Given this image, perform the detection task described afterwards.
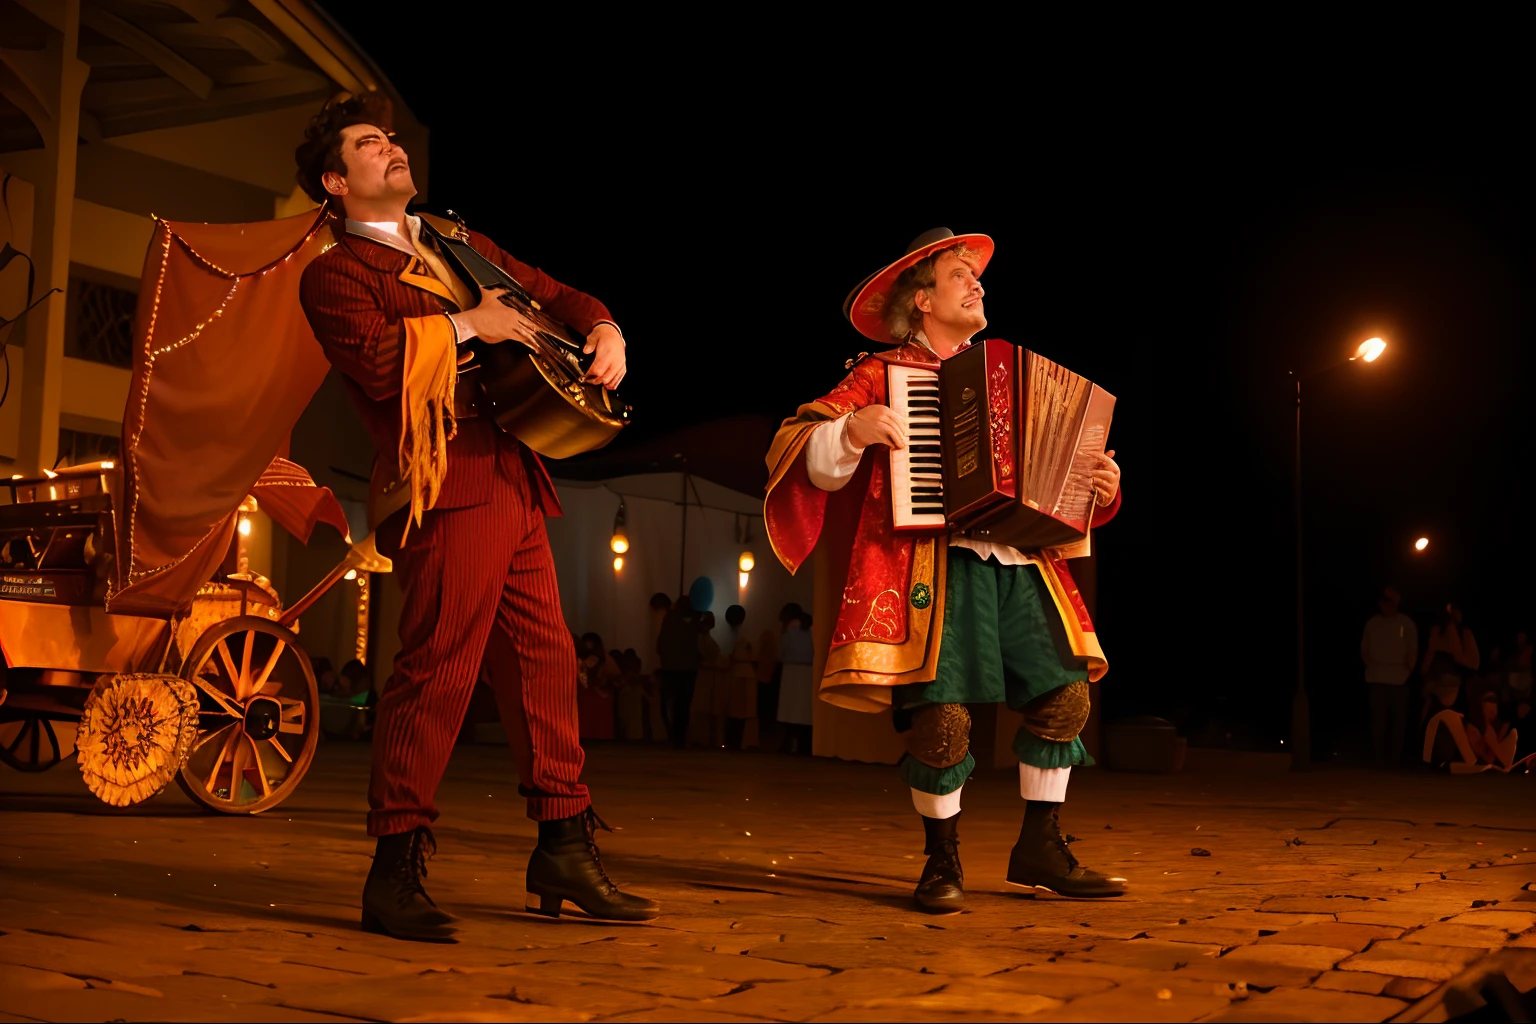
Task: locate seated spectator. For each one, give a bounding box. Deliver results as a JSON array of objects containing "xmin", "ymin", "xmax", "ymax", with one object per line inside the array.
[
  {"xmin": 1424, "ymin": 684, "xmax": 1532, "ymax": 773},
  {"xmin": 313, "ymin": 657, "xmax": 342, "ymax": 698}
]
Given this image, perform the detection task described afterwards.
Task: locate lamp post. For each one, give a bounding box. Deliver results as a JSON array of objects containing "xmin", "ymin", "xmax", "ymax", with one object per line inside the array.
[{"xmin": 1291, "ymin": 336, "xmax": 1386, "ymax": 771}]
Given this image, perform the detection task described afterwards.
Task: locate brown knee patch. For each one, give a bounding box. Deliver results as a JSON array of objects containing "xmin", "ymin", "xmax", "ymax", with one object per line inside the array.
[
  {"xmin": 905, "ymin": 703, "xmax": 971, "ymax": 768},
  {"xmin": 1021, "ymin": 680, "xmax": 1091, "ymax": 743}
]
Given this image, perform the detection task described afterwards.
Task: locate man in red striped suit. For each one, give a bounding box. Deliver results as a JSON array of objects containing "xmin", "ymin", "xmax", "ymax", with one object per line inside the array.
[{"xmin": 295, "ymin": 94, "xmax": 658, "ymax": 941}]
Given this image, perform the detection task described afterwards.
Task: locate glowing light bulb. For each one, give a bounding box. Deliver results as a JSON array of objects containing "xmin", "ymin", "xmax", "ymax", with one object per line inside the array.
[
  {"xmin": 738, "ymin": 571, "xmax": 750, "ymax": 589},
  {"xmin": 1356, "ymin": 337, "xmax": 1386, "ymax": 362},
  {"xmin": 344, "ymin": 568, "xmax": 358, "ymax": 580},
  {"xmin": 237, "ymin": 517, "xmax": 252, "ymax": 536},
  {"xmin": 613, "ymin": 555, "xmax": 624, "ymax": 572},
  {"xmin": 1414, "ymin": 537, "xmax": 1429, "ymax": 552},
  {"xmin": 738, "ymin": 551, "xmax": 755, "ymax": 573},
  {"xmin": 611, "ymin": 533, "xmax": 629, "ymax": 554}
]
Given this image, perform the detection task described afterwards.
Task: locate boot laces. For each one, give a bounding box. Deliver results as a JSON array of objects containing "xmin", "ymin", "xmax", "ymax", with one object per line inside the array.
[
  {"xmin": 391, "ymin": 827, "xmax": 437, "ymax": 904},
  {"xmin": 581, "ymin": 808, "xmax": 618, "ymax": 892},
  {"xmin": 1043, "ymin": 809, "xmax": 1079, "ymax": 870}
]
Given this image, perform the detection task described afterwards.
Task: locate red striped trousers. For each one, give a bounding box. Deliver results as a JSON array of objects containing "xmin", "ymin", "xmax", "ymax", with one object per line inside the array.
[{"xmin": 369, "ymin": 455, "xmax": 588, "ymax": 835}]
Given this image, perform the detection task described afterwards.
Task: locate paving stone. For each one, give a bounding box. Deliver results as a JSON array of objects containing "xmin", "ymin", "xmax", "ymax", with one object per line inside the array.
[
  {"xmin": 1025, "ymin": 974, "xmax": 1233, "ymax": 1022},
  {"xmin": 1446, "ymin": 910, "xmax": 1536, "ymax": 931},
  {"xmin": 1068, "ymin": 938, "xmax": 1223, "ymax": 971},
  {"xmin": 1221, "ymin": 943, "xmax": 1353, "ymax": 972},
  {"xmin": 1256, "ymin": 922, "xmax": 1402, "ymax": 950},
  {"xmin": 1338, "ymin": 910, "xmax": 1456, "ymax": 928},
  {"xmin": 1401, "ymin": 923, "xmax": 1509, "ymax": 949},
  {"xmin": 1199, "ymin": 986, "xmax": 1405, "ymax": 1022},
  {"xmin": 1173, "ymin": 958, "xmax": 1322, "ymax": 989},
  {"xmin": 1313, "ymin": 970, "xmax": 1391, "ymax": 994},
  {"xmin": 1382, "ymin": 977, "xmax": 1440, "ymax": 999},
  {"xmin": 1339, "ymin": 940, "xmax": 1487, "ymax": 981}
]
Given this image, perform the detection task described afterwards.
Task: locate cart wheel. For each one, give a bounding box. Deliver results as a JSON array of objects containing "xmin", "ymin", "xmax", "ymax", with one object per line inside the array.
[
  {"xmin": 176, "ymin": 616, "xmax": 318, "ymax": 814},
  {"xmin": 0, "ymin": 711, "xmax": 74, "ymax": 773}
]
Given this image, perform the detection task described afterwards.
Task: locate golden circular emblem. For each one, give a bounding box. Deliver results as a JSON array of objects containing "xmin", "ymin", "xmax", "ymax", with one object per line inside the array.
[{"xmin": 77, "ymin": 673, "xmax": 200, "ymax": 807}]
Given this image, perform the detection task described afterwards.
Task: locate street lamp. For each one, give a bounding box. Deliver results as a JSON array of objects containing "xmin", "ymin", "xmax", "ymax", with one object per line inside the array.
[
  {"xmin": 1290, "ymin": 335, "xmax": 1388, "ymax": 771},
  {"xmin": 1414, "ymin": 536, "xmax": 1429, "ymax": 553}
]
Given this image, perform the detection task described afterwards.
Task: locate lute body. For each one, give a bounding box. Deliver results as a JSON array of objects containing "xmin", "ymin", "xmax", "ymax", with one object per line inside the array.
[{"xmin": 420, "ymin": 216, "xmax": 629, "ymax": 460}]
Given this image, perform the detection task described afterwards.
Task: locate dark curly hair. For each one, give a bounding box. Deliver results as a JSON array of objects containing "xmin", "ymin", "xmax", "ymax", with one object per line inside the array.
[{"xmin": 293, "ymin": 92, "xmax": 395, "ymax": 206}]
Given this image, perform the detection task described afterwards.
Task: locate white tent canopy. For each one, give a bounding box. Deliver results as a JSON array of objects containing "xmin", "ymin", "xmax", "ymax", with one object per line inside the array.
[{"xmin": 546, "ymin": 472, "xmax": 812, "ymax": 665}]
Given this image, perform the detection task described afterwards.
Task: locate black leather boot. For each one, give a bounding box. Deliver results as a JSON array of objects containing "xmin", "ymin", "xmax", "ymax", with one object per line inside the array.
[
  {"xmin": 361, "ymin": 827, "xmax": 457, "ymax": 942},
  {"xmin": 1007, "ymin": 800, "xmax": 1126, "ymax": 898},
  {"xmin": 525, "ymin": 809, "xmax": 660, "ymax": 921},
  {"xmin": 913, "ymin": 812, "xmax": 964, "ymax": 913}
]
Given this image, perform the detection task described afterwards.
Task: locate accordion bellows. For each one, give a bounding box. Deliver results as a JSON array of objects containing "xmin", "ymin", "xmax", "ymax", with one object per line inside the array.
[{"xmin": 887, "ymin": 340, "xmax": 1115, "ymax": 550}]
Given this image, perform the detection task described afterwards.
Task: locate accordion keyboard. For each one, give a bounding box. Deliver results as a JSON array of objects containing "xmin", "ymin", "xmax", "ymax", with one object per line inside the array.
[{"xmin": 887, "ymin": 364, "xmax": 947, "ymax": 530}]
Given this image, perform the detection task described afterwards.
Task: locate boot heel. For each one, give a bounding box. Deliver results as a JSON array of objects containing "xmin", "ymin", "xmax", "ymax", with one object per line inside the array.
[
  {"xmin": 361, "ymin": 910, "xmax": 386, "ymax": 934},
  {"xmin": 525, "ymin": 888, "xmax": 563, "ymax": 917}
]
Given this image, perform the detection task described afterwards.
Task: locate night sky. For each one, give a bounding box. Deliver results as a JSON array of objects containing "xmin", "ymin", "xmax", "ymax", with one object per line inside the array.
[{"xmin": 316, "ymin": 17, "xmax": 1533, "ymax": 758}]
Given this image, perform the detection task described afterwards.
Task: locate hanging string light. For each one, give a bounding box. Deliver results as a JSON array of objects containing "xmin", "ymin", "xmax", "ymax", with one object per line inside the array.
[
  {"xmin": 737, "ymin": 515, "xmax": 755, "ymax": 590},
  {"xmin": 355, "ymin": 572, "xmax": 371, "ymax": 665},
  {"xmin": 610, "ymin": 499, "xmax": 629, "ymax": 554}
]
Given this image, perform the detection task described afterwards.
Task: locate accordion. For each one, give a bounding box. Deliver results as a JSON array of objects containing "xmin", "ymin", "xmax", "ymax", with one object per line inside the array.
[{"xmin": 886, "ymin": 339, "xmax": 1115, "ymax": 550}]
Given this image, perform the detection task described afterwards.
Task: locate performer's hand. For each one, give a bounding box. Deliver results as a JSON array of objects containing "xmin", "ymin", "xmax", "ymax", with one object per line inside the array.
[
  {"xmin": 1090, "ymin": 449, "xmax": 1120, "ymax": 505},
  {"xmin": 847, "ymin": 405, "xmax": 907, "ymax": 450},
  {"xmin": 584, "ymin": 322, "xmax": 626, "ymax": 390},
  {"xmin": 463, "ymin": 285, "xmax": 540, "ymax": 349}
]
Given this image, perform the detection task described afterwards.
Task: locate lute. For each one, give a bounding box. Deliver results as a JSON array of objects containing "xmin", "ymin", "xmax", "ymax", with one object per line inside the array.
[{"xmin": 418, "ymin": 214, "xmax": 629, "ymax": 460}]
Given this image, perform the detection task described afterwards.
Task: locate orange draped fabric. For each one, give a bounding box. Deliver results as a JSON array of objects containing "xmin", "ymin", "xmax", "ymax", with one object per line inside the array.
[{"xmin": 108, "ymin": 210, "xmax": 342, "ymax": 617}]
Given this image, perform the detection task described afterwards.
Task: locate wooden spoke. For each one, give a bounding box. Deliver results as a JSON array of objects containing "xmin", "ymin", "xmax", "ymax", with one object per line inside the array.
[
  {"xmin": 245, "ymin": 736, "xmax": 271, "ymax": 798},
  {"xmin": 265, "ymin": 735, "xmax": 294, "ymax": 763},
  {"xmin": 277, "ymin": 697, "xmax": 305, "ymax": 734},
  {"xmin": 188, "ymin": 673, "xmax": 243, "ymax": 718},
  {"xmin": 206, "ymin": 727, "xmax": 240, "ymax": 791},
  {"xmin": 228, "ymin": 734, "xmax": 249, "ymax": 800},
  {"xmin": 192, "ymin": 722, "xmax": 237, "ymax": 755},
  {"xmin": 237, "ymin": 630, "xmax": 256, "ymax": 700},
  {"xmin": 215, "ymin": 639, "xmax": 241, "ymax": 694},
  {"xmin": 250, "ymin": 639, "xmax": 286, "ymax": 696}
]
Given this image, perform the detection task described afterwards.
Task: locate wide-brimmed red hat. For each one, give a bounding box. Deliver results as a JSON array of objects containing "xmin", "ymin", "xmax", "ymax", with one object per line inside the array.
[{"xmin": 842, "ymin": 228, "xmax": 994, "ymax": 344}]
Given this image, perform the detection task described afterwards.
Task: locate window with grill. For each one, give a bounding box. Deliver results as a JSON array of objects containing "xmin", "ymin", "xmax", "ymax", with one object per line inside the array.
[
  {"xmin": 65, "ymin": 276, "xmax": 137, "ymax": 369},
  {"xmin": 56, "ymin": 427, "xmax": 120, "ymax": 469}
]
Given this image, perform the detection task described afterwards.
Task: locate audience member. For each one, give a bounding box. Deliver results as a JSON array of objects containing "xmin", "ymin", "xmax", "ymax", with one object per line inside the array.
[
  {"xmin": 1421, "ymin": 603, "xmax": 1479, "ymax": 725},
  {"xmin": 576, "ymin": 633, "xmax": 618, "ymax": 741},
  {"xmin": 690, "ymin": 612, "xmax": 724, "ymax": 746},
  {"xmin": 777, "ymin": 604, "xmax": 815, "ymax": 755},
  {"xmin": 1360, "ymin": 585, "xmax": 1417, "ymax": 768},
  {"xmin": 647, "ymin": 593, "xmax": 672, "ymax": 675},
  {"xmin": 722, "ymin": 605, "xmax": 759, "ymax": 750},
  {"xmin": 614, "ymin": 650, "xmax": 648, "ymax": 741},
  {"xmin": 1424, "ymin": 681, "xmax": 1531, "ymax": 774},
  {"xmin": 656, "ymin": 595, "xmax": 701, "ymax": 748},
  {"xmin": 756, "ymin": 609, "xmax": 783, "ymax": 748}
]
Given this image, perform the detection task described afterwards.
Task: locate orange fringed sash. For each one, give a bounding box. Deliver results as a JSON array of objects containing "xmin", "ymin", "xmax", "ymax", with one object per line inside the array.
[{"xmin": 397, "ymin": 314, "xmax": 458, "ymax": 542}]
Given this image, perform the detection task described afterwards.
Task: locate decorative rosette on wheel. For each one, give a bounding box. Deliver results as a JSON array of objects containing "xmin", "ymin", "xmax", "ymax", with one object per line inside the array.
[{"xmin": 76, "ymin": 673, "xmax": 200, "ymax": 807}]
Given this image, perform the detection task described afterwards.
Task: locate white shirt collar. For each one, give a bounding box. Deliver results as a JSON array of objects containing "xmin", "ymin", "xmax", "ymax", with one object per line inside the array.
[
  {"xmin": 912, "ymin": 330, "xmax": 972, "ymax": 357},
  {"xmin": 345, "ymin": 214, "xmax": 422, "ymax": 256}
]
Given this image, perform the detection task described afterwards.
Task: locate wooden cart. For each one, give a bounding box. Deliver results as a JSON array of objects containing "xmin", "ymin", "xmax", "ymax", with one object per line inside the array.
[{"xmin": 0, "ymin": 461, "xmax": 385, "ymax": 813}]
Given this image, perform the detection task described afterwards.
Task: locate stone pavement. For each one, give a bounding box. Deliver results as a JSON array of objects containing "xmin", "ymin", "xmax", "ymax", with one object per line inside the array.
[{"xmin": 4, "ymin": 741, "xmax": 1536, "ymax": 1022}]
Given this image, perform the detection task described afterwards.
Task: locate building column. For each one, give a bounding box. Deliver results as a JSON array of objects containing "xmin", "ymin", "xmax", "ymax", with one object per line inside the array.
[{"xmin": 11, "ymin": 0, "xmax": 86, "ymax": 476}]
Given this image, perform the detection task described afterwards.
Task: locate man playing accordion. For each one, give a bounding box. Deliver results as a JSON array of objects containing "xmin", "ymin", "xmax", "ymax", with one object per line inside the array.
[{"xmin": 764, "ymin": 229, "xmax": 1125, "ymax": 912}]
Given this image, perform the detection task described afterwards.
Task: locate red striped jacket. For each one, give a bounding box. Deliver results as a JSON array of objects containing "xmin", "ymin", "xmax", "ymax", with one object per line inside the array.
[{"xmin": 299, "ymin": 220, "xmax": 615, "ymax": 518}]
